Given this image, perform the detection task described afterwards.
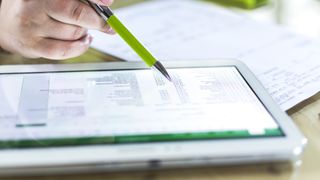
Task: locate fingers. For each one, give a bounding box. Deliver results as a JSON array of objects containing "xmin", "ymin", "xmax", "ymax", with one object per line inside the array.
[
  {"xmin": 44, "ymin": 0, "xmax": 113, "ymax": 33},
  {"xmin": 33, "ymin": 34, "xmax": 93, "ymax": 60},
  {"xmin": 89, "ymin": 0, "xmax": 114, "ymax": 6},
  {"xmin": 41, "ymin": 19, "xmax": 88, "ymax": 41}
]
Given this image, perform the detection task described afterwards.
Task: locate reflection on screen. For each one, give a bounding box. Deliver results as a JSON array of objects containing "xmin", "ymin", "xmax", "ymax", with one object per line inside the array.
[{"xmin": 0, "ymin": 67, "xmax": 283, "ymax": 148}]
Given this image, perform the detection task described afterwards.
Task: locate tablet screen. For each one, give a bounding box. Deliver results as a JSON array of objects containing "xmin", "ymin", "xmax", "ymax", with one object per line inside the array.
[{"xmin": 0, "ymin": 66, "xmax": 283, "ymax": 148}]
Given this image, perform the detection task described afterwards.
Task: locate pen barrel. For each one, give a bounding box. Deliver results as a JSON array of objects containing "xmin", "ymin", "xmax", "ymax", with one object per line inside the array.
[{"xmin": 107, "ymin": 15, "xmax": 157, "ymax": 67}]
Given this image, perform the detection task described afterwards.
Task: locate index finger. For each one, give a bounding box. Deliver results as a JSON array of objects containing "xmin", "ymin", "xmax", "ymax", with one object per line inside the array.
[{"xmin": 44, "ymin": 0, "xmax": 113, "ymax": 32}]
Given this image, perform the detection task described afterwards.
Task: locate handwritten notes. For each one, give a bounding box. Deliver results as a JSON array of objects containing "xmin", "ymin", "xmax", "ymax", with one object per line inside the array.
[{"xmin": 90, "ymin": 0, "xmax": 320, "ymax": 111}]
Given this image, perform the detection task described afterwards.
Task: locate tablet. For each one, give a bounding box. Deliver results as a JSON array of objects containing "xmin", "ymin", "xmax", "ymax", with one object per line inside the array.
[{"xmin": 0, "ymin": 60, "xmax": 306, "ymax": 175}]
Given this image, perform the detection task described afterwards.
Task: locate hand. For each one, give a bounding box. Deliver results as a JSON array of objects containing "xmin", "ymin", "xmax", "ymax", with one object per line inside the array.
[{"xmin": 0, "ymin": 0, "xmax": 114, "ymax": 59}]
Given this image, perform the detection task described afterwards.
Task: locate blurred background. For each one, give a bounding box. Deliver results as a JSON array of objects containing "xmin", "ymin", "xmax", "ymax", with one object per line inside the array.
[
  {"xmin": 215, "ymin": 0, "xmax": 320, "ymax": 39},
  {"xmin": 113, "ymin": 0, "xmax": 320, "ymax": 39}
]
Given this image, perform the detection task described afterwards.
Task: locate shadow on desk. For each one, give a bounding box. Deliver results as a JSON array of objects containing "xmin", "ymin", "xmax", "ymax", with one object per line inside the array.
[
  {"xmin": 0, "ymin": 48, "xmax": 120, "ymax": 65},
  {"xmin": 0, "ymin": 163, "xmax": 293, "ymax": 180}
]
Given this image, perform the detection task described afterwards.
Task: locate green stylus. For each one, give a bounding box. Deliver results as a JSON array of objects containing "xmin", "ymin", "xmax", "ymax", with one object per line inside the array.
[{"xmin": 87, "ymin": 1, "xmax": 172, "ymax": 81}]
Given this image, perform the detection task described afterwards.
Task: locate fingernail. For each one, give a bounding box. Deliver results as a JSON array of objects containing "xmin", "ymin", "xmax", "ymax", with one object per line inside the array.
[
  {"xmin": 107, "ymin": 28, "xmax": 116, "ymax": 35},
  {"xmin": 89, "ymin": 35, "xmax": 94, "ymax": 44},
  {"xmin": 83, "ymin": 35, "xmax": 92, "ymax": 45},
  {"xmin": 100, "ymin": 0, "xmax": 113, "ymax": 5}
]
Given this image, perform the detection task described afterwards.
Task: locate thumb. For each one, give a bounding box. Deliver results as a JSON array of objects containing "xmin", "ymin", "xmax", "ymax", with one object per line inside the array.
[{"xmin": 89, "ymin": 0, "xmax": 114, "ymax": 6}]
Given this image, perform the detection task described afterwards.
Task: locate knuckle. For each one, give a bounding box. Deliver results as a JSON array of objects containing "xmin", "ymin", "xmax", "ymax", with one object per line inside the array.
[
  {"xmin": 59, "ymin": 43, "xmax": 87, "ymax": 59},
  {"xmin": 35, "ymin": 41, "xmax": 57, "ymax": 58},
  {"xmin": 71, "ymin": 3, "xmax": 87, "ymax": 23},
  {"xmin": 60, "ymin": 45, "xmax": 72, "ymax": 58},
  {"xmin": 46, "ymin": 0, "xmax": 69, "ymax": 16},
  {"xmin": 16, "ymin": 7, "xmax": 38, "ymax": 31},
  {"xmin": 45, "ymin": 44, "xmax": 71, "ymax": 59},
  {"xmin": 43, "ymin": 47, "xmax": 58, "ymax": 59},
  {"xmin": 45, "ymin": 47, "xmax": 66, "ymax": 59},
  {"xmin": 16, "ymin": 15, "xmax": 31, "ymax": 30}
]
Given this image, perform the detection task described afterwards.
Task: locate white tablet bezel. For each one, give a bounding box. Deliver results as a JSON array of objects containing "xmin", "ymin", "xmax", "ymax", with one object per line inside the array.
[{"xmin": 0, "ymin": 60, "xmax": 306, "ymax": 175}]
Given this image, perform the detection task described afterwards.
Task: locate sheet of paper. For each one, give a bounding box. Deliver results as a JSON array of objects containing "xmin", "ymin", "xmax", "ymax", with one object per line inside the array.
[{"xmin": 90, "ymin": 0, "xmax": 320, "ymax": 111}]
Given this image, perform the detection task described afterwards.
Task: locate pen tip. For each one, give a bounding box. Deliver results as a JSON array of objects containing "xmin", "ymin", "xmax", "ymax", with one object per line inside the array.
[
  {"xmin": 166, "ymin": 74, "xmax": 173, "ymax": 82},
  {"xmin": 153, "ymin": 61, "xmax": 172, "ymax": 82}
]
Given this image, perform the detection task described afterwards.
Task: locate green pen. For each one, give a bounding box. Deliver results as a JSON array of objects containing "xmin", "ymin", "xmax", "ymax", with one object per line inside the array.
[{"xmin": 87, "ymin": 1, "xmax": 172, "ymax": 81}]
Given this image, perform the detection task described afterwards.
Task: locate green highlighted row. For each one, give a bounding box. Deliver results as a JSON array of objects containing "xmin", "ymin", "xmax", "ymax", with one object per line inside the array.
[{"xmin": 0, "ymin": 128, "xmax": 283, "ymax": 149}]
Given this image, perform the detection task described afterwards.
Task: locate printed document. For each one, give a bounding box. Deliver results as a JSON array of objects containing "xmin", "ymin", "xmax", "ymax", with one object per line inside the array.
[{"xmin": 90, "ymin": 0, "xmax": 320, "ymax": 111}]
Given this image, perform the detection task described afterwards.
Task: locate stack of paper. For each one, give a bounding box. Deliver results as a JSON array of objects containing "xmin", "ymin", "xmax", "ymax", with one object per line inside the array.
[{"xmin": 90, "ymin": 0, "xmax": 320, "ymax": 111}]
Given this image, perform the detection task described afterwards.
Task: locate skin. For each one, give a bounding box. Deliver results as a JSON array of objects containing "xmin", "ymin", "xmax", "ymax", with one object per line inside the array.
[{"xmin": 0, "ymin": 0, "xmax": 115, "ymax": 59}]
